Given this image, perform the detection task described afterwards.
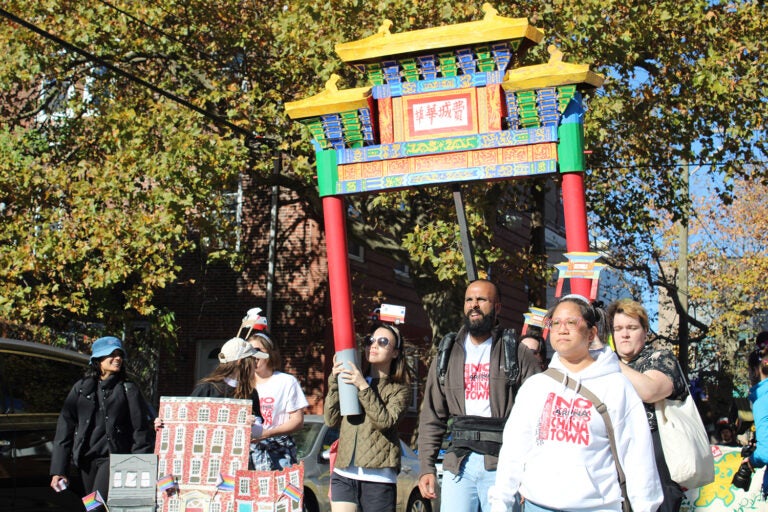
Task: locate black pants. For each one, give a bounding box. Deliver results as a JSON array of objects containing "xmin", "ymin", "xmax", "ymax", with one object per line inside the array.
[
  {"xmin": 79, "ymin": 456, "xmax": 111, "ymax": 502},
  {"xmin": 652, "ymin": 428, "xmax": 684, "ymax": 512},
  {"xmin": 330, "ymin": 472, "xmax": 396, "ymax": 512}
]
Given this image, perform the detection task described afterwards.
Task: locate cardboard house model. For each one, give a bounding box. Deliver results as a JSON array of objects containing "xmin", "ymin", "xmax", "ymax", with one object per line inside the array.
[
  {"xmin": 108, "ymin": 454, "xmax": 158, "ymax": 512},
  {"xmin": 154, "ymin": 396, "xmax": 304, "ymax": 512}
]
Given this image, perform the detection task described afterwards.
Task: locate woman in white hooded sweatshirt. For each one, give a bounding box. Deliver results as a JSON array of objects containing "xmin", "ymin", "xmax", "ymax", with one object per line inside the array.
[{"xmin": 488, "ymin": 295, "xmax": 662, "ymax": 512}]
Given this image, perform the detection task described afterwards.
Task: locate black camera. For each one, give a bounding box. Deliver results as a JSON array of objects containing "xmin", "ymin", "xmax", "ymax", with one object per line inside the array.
[{"xmin": 732, "ymin": 444, "xmax": 756, "ymax": 491}]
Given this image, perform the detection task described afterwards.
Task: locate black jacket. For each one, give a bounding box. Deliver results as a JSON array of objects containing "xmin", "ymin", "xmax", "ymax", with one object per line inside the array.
[{"xmin": 50, "ymin": 375, "xmax": 155, "ymax": 476}]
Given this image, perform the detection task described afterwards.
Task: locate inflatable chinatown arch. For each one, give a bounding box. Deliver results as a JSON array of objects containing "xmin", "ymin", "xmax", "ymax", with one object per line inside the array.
[{"xmin": 286, "ymin": 3, "xmax": 603, "ymax": 414}]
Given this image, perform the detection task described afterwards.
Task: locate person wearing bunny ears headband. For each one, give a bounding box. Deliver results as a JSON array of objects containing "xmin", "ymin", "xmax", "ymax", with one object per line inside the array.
[{"xmin": 244, "ymin": 310, "xmax": 309, "ymax": 472}]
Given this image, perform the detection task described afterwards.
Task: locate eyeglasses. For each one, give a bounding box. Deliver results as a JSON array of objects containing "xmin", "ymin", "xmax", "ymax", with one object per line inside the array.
[
  {"xmin": 544, "ymin": 317, "xmax": 584, "ymax": 330},
  {"xmin": 365, "ymin": 336, "xmax": 394, "ymax": 348}
]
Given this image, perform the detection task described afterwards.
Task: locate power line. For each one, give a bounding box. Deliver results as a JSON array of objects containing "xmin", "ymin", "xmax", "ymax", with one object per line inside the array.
[
  {"xmin": 0, "ymin": 7, "xmax": 273, "ymax": 147},
  {"xmin": 95, "ymin": 0, "xmax": 214, "ymax": 61}
]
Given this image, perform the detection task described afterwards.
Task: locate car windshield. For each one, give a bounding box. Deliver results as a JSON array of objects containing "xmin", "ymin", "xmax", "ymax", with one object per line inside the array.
[{"xmin": 294, "ymin": 421, "xmax": 324, "ymax": 459}]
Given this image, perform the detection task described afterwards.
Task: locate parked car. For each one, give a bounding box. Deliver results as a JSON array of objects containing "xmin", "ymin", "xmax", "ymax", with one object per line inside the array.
[
  {"xmin": 0, "ymin": 337, "xmax": 89, "ymax": 512},
  {"xmin": 295, "ymin": 414, "xmax": 437, "ymax": 512}
]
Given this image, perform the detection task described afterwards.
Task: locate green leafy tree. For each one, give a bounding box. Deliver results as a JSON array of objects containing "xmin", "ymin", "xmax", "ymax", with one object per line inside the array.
[{"xmin": 1, "ymin": 0, "xmax": 765, "ymax": 356}]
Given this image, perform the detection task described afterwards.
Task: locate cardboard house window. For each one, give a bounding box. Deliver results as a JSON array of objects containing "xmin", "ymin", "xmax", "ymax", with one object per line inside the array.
[
  {"xmin": 240, "ymin": 477, "xmax": 251, "ymax": 495},
  {"xmin": 208, "ymin": 458, "xmax": 221, "ymax": 484},
  {"xmin": 217, "ymin": 407, "xmax": 230, "ymax": 423},
  {"xmin": 193, "ymin": 427, "xmax": 206, "ymax": 453},
  {"xmin": 198, "ymin": 407, "xmax": 211, "ymax": 422},
  {"xmin": 174, "ymin": 426, "xmax": 185, "ymax": 452},
  {"xmin": 190, "ymin": 459, "xmax": 202, "ymax": 483},
  {"xmin": 233, "ymin": 429, "xmax": 245, "ymax": 454},
  {"xmin": 212, "ymin": 428, "xmax": 225, "ymax": 454}
]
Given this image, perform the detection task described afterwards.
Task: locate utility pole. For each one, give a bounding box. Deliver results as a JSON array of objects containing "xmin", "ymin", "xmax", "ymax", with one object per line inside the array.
[{"xmin": 677, "ymin": 163, "xmax": 689, "ymax": 376}]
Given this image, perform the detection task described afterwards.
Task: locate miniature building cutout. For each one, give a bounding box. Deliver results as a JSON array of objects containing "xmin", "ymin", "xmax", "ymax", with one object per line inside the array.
[
  {"xmin": 554, "ymin": 252, "xmax": 606, "ymax": 300},
  {"xmin": 108, "ymin": 454, "xmax": 158, "ymax": 512},
  {"xmin": 155, "ymin": 397, "xmax": 304, "ymax": 512}
]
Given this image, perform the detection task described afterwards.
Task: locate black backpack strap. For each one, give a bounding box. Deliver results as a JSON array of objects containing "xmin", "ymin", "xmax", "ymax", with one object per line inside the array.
[
  {"xmin": 436, "ymin": 332, "xmax": 457, "ymax": 386},
  {"xmin": 543, "ymin": 368, "xmax": 630, "ymax": 512},
  {"xmin": 501, "ymin": 328, "xmax": 519, "ymax": 388}
]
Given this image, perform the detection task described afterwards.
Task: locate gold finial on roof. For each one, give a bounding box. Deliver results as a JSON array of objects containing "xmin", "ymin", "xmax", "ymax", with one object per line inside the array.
[
  {"xmin": 547, "ymin": 45, "xmax": 564, "ymax": 63},
  {"xmin": 482, "ymin": 3, "xmax": 499, "ymax": 19},
  {"xmin": 325, "ymin": 74, "xmax": 341, "ymax": 93},
  {"xmin": 378, "ymin": 19, "xmax": 393, "ymax": 36}
]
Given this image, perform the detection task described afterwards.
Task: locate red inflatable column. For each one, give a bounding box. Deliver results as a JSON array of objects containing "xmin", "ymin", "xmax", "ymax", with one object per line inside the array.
[
  {"xmin": 558, "ymin": 93, "xmax": 591, "ymax": 298},
  {"xmin": 561, "ymin": 173, "xmax": 591, "ymax": 297},
  {"xmin": 321, "ymin": 194, "xmax": 362, "ymax": 415}
]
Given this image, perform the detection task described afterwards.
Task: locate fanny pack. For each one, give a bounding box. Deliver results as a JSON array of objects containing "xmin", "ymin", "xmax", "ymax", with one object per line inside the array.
[{"xmin": 450, "ymin": 415, "xmax": 506, "ymax": 456}]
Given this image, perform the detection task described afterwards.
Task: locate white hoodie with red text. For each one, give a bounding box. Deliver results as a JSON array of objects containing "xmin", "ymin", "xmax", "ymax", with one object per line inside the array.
[{"xmin": 488, "ymin": 346, "xmax": 662, "ymax": 512}]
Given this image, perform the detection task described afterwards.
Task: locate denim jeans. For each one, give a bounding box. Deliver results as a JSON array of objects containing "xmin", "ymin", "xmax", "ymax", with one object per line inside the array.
[{"xmin": 441, "ymin": 452, "xmax": 520, "ymax": 512}]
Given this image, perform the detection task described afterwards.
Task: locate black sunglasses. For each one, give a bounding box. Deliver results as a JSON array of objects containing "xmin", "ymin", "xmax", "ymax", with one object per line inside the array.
[{"xmin": 365, "ymin": 336, "xmax": 394, "ymax": 348}]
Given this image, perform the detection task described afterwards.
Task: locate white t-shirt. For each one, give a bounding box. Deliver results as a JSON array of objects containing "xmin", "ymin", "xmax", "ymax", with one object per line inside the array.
[
  {"xmin": 464, "ymin": 337, "xmax": 492, "ymax": 417},
  {"xmin": 256, "ymin": 371, "xmax": 309, "ymax": 429}
]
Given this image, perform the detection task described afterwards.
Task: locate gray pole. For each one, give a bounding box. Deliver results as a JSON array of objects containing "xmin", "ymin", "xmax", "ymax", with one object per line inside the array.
[
  {"xmin": 266, "ymin": 150, "xmax": 281, "ymax": 328},
  {"xmin": 453, "ymin": 185, "xmax": 478, "ymax": 282}
]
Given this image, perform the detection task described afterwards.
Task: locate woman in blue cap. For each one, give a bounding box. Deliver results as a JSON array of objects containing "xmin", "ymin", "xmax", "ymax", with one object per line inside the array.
[{"xmin": 50, "ymin": 336, "xmax": 155, "ymax": 501}]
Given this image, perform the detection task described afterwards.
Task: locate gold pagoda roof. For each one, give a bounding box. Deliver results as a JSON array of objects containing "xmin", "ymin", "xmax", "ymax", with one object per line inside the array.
[
  {"xmin": 502, "ymin": 46, "xmax": 605, "ymax": 92},
  {"xmin": 335, "ymin": 3, "xmax": 544, "ymax": 64},
  {"xmin": 285, "ymin": 74, "xmax": 372, "ymax": 119}
]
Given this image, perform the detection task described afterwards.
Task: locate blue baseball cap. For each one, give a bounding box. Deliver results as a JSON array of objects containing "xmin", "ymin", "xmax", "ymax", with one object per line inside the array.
[{"xmin": 91, "ymin": 336, "xmax": 125, "ymax": 362}]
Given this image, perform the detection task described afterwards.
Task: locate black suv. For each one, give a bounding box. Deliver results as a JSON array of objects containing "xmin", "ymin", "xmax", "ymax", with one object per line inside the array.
[{"xmin": 0, "ymin": 337, "xmax": 90, "ymax": 511}]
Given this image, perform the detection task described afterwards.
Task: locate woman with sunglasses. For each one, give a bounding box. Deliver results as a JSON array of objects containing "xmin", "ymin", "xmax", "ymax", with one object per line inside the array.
[
  {"xmin": 488, "ymin": 295, "xmax": 662, "ymax": 512},
  {"xmin": 325, "ymin": 324, "xmax": 411, "ymax": 512},
  {"xmin": 246, "ymin": 331, "xmax": 309, "ymax": 471}
]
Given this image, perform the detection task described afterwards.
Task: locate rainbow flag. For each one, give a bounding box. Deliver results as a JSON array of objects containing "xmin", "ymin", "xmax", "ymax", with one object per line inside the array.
[
  {"xmin": 217, "ymin": 473, "xmax": 235, "ymax": 492},
  {"xmin": 157, "ymin": 474, "xmax": 178, "ymax": 493},
  {"xmin": 81, "ymin": 490, "xmax": 104, "ymax": 511},
  {"xmin": 280, "ymin": 483, "xmax": 303, "ymax": 503}
]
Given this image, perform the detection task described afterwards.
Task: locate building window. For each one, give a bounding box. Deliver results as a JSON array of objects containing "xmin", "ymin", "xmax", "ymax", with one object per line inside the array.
[
  {"xmin": 141, "ymin": 471, "xmax": 151, "ymax": 488},
  {"xmin": 173, "ymin": 458, "xmax": 182, "ymax": 476},
  {"xmin": 348, "ymin": 240, "xmax": 365, "ymax": 263},
  {"xmin": 164, "ymin": 404, "xmax": 173, "ymax": 419},
  {"xmin": 169, "ymin": 498, "xmax": 179, "ymax": 512},
  {"xmin": 394, "ymin": 263, "xmax": 410, "ymax": 279},
  {"xmin": 217, "ymin": 407, "xmax": 230, "ymax": 423},
  {"xmin": 237, "ymin": 409, "xmax": 248, "ymax": 424},
  {"xmin": 198, "ymin": 407, "xmax": 211, "ymax": 423},
  {"xmin": 112, "ymin": 471, "xmax": 122, "ymax": 488},
  {"xmin": 179, "ymin": 406, "xmax": 188, "ymax": 420}
]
